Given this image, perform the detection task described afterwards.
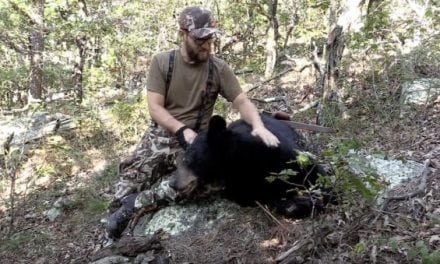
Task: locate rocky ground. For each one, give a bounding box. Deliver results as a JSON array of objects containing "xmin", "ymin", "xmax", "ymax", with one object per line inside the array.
[{"xmin": 0, "ymin": 72, "xmax": 439, "ymax": 263}]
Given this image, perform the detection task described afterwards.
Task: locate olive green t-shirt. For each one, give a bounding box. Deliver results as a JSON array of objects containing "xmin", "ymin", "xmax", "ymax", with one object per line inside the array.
[{"xmin": 146, "ymin": 49, "xmax": 242, "ymax": 130}]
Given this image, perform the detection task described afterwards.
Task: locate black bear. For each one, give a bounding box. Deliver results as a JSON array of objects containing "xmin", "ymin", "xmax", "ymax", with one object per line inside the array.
[{"xmin": 172, "ymin": 114, "xmax": 331, "ymax": 218}]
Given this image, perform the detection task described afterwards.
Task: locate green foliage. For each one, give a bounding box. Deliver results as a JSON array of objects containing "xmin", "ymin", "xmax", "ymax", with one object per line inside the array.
[
  {"xmin": 346, "ymin": 173, "xmax": 380, "ymax": 199},
  {"xmin": 76, "ymin": 108, "xmax": 106, "ymax": 135},
  {"xmin": 72, "ymin": 189, "xmax": 108, "ymax": 216},
  {"xmin": 348, "ymin": 1, "xmax": 393, "ymax": 54},
  {"xmin": 296, "ymin": 152, "xmax": 313, "ymax": 169},
  {"xmin": 363, "ymin": 3, "xmax": 392, "ymax": 42},
  {"xmin": 0, "ymin": 231, "xmax": 51, "ymax": 254},
  {"xmin": 213, "ymin": 97, "xmax": 230, "ymax": 117},
  {"xmin": 35, "ymin": 164, "xmax": 56, "ymax": 178},
  {"xmin": 294, "ymin": 1, "xmax": 327, "ymax": 38},
  {"xmin": 111, "ymin": 100, "xmax": 137, "ymax": 121},
  {"xmin": 266, "ymin": 153, "xmax": 318, "ymax": 184},
  {"xmin": 408, "ymin": 241, "xmax": 440, "ymax": 264},
  {"xmin": 85, "ymin": 66, "xmax": 113, "ymax": 89},
  {"xmin": 84, "ymin": 197, "xmax": 108, "ymax": 214},
  {"xmin": 388, "ymin": 240, "xmax": 400, "ymax": 253},
  {"xmin": 0, "ymin": 0, "xmax": 438, "ymax": 112},
  {"xmin": 385, "ymin": 41, "xmax": 440, "ymax": 83},
  {"xmin": 0, "ymin": 64, "xmax": 28, "ymax": 109},
  {"xmin": 322, "ymin": 138, "xmax": 362, "ymax": 159},
  {"xmin": 93, "ymin": 161, "xmax": 119, "ymax": 188},
  {"xmin": 353, "ymin": 241, "xmax": 366, "ymax": 255},
  {"xmin": 322, "ymin": 139, "xmax": 383, "ymax": 202},
  {"xmin": 43, "ymin": 61, "xmax": 73, "ymax": 92},
  {"xmin": 266, "ymin": 168, "xmax": 298, "ymax": 183},
  {"xmin": 109, "ymin": 95, "xmax": 150, "ymax": 142},
  {"xmin": 332, "ymin": 165, "xmax": 375, "ymax": 201},
  {"xmin": 318, "ymin": 102, "xmax": 343, "ymax": 127}
]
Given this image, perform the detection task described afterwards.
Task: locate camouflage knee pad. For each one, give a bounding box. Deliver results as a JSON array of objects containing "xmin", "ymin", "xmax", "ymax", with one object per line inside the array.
[
  {"xmin": 114, "ymin": 126, "xmax": 181, "ymax": 201},
  {"xmin": 134, "ymin": 177, "xmax": 178, "ymax": 209}
]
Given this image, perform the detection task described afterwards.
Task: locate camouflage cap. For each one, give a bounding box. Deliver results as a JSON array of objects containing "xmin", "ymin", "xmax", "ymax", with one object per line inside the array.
[{"xmin": 178, "ymin": 6, "xmax": 220, "ymax": 39}]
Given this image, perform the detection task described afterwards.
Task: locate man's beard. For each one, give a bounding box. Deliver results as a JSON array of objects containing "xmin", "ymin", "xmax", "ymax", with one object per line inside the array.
[{"xmin": 184, "ymin": 40, "xmax": 210, "ymax": 64}]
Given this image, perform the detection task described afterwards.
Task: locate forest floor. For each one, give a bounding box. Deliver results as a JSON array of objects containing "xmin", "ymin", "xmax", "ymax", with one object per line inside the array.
[{"xmin": 0, "ymin": 71, "xmax": 439, "ymax": 263}]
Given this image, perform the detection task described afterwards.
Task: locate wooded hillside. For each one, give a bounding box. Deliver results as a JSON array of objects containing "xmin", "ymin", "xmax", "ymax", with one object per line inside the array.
[{"xmin": 1, "ymin": 1, "xmax": 439, "ymax": 263}]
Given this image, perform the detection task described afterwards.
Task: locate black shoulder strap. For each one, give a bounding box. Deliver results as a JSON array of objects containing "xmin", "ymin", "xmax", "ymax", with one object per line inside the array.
[
  {"xmin": 164, "ymin": 50, "xmax": 213, "ymax": 132},
  {"xmin": 164, "ymin": 50, "xmax": 176, "ymax": 101},
  {"xmin": 151, "ymin": 50, "xmax": 175, "ymax": 128},
  {"xmin": 194, "ymin": 57, "xmax": 214, "ymax": 131}
]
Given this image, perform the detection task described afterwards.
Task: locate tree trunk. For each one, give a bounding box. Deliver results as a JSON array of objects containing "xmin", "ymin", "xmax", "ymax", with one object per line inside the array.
[
  {"xmin": 265, "ymin": 27, "xmax": 277, "ymax": 78},
  {"xmin": 317, "ymin": 0, "xmax": 365, "ymax": 124},
  {"xmin": 29, "ymin": 0, "xmax": 45, "ymax": 101},
  {"xmin": 72, "ymin": 1, "xmax": 89, "ymax": 104},
  {"xmin": 73, "ymin": 36, "xmax": 87, "ymax": 104},
  {"xmin": 323, "ymin": 26, "xmax": 344, "ymax": 102},
  {"xmin": 264, "ymin": 0, "xmax": 279, "ymax": 78}
]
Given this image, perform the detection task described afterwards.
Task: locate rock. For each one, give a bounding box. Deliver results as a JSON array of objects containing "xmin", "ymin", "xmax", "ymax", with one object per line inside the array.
[
  {"xmin": 0, "ymin": 112, "xmax": 76, "ymax": 153},
  {"xmin": 430, "ymin": 208, "xmax": 440, "ymax": 220},
  {"xmin": 346, "ymin": 150, "xmax": 426, "ymax": 203},
  {"xmin": 133, "ymin": 252, "xmax": 155, "ymax": 264},
  {"xmin": 24, "ymin": 212, "xmax": 37, "ymax": 219},
  {"xmin": 53, "ymin": 196, "xmax": 76, "ymax": 209},
  {"xmin": 401, "ymin": 78, "xmax": 440, "ymax": 105},
  {"xmin": 45, "ymin": 207, "xmax": 62, "ymax": 222},
  {"xmin": 136, "ymin": 198, "xmax": 242, "ymax": 236},
  {"xmin": 89, "ymin": 255, "xmax": 130, "ymax": 264}
]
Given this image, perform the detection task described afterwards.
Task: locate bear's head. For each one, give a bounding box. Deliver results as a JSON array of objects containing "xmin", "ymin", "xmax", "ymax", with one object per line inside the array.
[{"xmin": 170, "ymin": 115, "xmax": 232, "ymax": 195}]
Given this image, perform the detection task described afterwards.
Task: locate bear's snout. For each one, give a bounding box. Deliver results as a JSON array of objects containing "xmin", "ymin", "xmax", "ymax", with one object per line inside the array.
[{"xmin": 170, "ymin": 165, "xmax": 198, "ymax": 196}]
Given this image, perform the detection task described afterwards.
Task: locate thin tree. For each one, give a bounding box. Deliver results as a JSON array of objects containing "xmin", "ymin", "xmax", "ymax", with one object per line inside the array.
[
  {"xmin": 29, "ymin": 0, "xmax": 45, "ymax": 101},
  {"xmin": 318, "ymin": 0, "xmax": 365, "ymax": 123}
]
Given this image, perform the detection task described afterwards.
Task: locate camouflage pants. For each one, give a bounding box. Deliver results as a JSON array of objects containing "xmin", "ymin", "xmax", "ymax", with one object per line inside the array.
[{"xmin": 114, "ymin": 125, "xmax": 182, "ymax": 209}]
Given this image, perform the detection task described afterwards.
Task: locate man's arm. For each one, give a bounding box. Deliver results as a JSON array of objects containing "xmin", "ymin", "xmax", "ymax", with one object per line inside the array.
[
  {"xmin": 147, "ymin": 91, "xmax": 197, "ymax": 144},
  {"xmin": 232, "ymin": 93, "xmax": 280, "ymax": 147}
]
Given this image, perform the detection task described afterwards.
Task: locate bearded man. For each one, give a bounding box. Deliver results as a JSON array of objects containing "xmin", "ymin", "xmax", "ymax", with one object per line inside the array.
[{"xmin": 104, "ymin": 6, "xmax": 279, "ymax": 238}]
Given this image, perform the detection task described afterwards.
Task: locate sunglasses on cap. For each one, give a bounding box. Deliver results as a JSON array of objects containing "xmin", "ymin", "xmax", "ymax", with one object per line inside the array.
[
  {"xmin": 183, "ymin": 28, "xmax": 218, "ymax": 45},
  {"xmin": 189, "ymin": 34, "xmax": 215, "ymax": 46}
]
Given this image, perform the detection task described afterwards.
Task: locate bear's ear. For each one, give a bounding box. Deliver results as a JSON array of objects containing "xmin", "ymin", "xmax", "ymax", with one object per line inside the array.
[
  {"xmin": 208, "ymin": 115, "xmax": 227, "ymax": 132},
  {"xmin": 207, "ymin": 115, "xmax": 227, "ymax": 143}
]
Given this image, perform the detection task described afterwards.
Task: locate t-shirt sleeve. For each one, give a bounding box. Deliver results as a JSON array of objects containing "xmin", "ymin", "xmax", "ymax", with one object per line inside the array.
[
  {"xmin": 219, "ymin": 63, "xmax": 243, "ymax": 102},
  {"xmin": 146, "ymin": 55, "xmax": 166, "ymax": 95}
]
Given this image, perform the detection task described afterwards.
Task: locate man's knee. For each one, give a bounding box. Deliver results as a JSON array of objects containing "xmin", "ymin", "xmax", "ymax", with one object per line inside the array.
[
  {"xmin": 114, "ymin": 180, "xmax": 138, "ymax": 201},
  {"xmin": 134, "ymin": 178, "xmax": 178, "ymax": 209}
]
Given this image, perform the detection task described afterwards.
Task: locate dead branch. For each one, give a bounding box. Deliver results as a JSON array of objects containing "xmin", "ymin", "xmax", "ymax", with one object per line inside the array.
[
  {"xmin": 250, "ymin": 96, "xmax": 285, "ymax": 103},
  {"xmin": 246, "ymin": 68, "xmax": 295, "ymax": 93},
  {"xmin": 423, "ymin": 146, "xmax": 440, "ymax": 160},
  {"xmin": 276, "ymin": 237, "xmax": 312, "ymax": 263},
  {"xmin": 311, "ymin": 41, "xmax": 324, "ymax": 76},
  {"xmin": 298, "ymin": 64, "xmax": 312, "ymax": 73},
  {"xmin": 1, "ymin": 104, "xmax": 30, "ymax": 115},
  {"xmin": 292, "ymin": 100, "xmax": 320, "ymax": 115},
  {"xmin": 431, "ymin": 160, "xmax": 440, "ymax": 169},
  {"xmin": 255, "ymin": 201, "xmax": 290, "ymax": 233},
  {"xmin": 9, "ymin": 0, "xmax": 34, "ymax": 25},
  {"xmin": 2, "ymin": 114, "xmax": 35, "ymax": 236},
  {"xmin": 0, "ymin": 32, "xmax": 29, "ymax": 54},
  {"xmin": 1, "ymin": 118, "xmax": 75, "ymax": 150},
  {"xmin": 234, "ymin": 68, "xmax": 253, "ymax": 75},
  {"xmin": 127, "ymin": 204, "xmax": 158, "ymax": 235},
  {"xmin": 2, "ymin": 133, "xmax": 14, "ymax": 155},
  {"xmin": 90, "ymin": 230, "xmax": 165, "ymax": 261}
]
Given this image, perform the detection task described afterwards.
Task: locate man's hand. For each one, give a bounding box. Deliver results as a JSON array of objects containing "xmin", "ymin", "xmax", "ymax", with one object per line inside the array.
[
  {"xmin": 175, "ymin": 126, "xmax": 197, "ymax": 149},
  {"xmin": 232, "ymin": 93, "xmax": 280, "ymax": 148},
  {"xmin": 183, "ymin": 128, "xmax": 197, "ymax": 144},
  {"xmin": 251, "ymin": 126, "xmax": 280, "ymax": 148}
]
